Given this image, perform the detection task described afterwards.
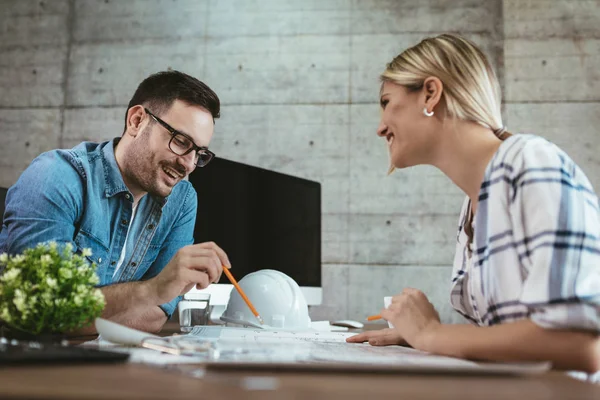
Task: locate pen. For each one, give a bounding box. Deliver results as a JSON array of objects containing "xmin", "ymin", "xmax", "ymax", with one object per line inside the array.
[
  {"xmin": 366, "ymin": 314, "xmax": 382, "ymax": 321},
  {"xmin": 222, "ymin": 266, "xmax": 264, "ymax": 325}
]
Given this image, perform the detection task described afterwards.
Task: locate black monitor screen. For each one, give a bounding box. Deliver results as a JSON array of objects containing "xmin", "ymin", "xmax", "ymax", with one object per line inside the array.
[{"xmin": 188, "ymin": 157, "xmax": 321, "ymax": 287}]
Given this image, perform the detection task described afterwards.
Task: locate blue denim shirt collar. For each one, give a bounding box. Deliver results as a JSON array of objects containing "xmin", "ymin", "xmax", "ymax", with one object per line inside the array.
[
  {"xmin": 101, "ymin": 138, "xmax": 129, "ymax": 198},
  {"xmin": 101, "ymin": 138, "xmax": 167, "ymax": 207}
]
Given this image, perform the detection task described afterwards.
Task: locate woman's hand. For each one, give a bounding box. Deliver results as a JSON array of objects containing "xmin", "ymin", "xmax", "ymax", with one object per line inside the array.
[
  {"xmin": 382, "ymin": 288, "xmax": 441, "ymax": 349},
  {"xmin": 346, "ymin": 288, "xmax": 441, "ymax": 350},
  {"xmin": 346, "ymin": 327, "xmax": 408, "ymax": 346}
]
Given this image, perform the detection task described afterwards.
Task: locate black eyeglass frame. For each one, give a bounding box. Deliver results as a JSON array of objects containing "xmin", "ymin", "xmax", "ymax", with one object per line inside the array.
[{"xmin": 144, "ymin": 107, "xmax": 215, "ymax": 168}]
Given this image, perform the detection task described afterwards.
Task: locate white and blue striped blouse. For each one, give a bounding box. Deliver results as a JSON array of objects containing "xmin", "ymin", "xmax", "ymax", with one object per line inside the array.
[{"xmin": 451, "ymin": 134, "xmax": 600, "ymax": 331}]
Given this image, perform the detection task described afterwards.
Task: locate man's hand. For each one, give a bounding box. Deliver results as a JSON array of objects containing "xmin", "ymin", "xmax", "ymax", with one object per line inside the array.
[{"xmin": 146, "ymin": 242, "xmax": 231, "ymax": 305}]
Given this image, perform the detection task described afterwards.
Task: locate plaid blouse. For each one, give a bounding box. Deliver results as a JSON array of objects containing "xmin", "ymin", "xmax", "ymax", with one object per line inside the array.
[{"xmin": 450, "ymin": 134, "xmax": 600, "ymax": 331}]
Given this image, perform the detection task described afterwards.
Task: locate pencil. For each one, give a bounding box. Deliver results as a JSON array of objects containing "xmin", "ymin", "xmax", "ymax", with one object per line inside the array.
[
  {"xmin": 367, "ymin": 314, "xmax": 382, "ymax": 321},
  {"xmin": 222, "ymin": 267, "xmax": 264, "ymax": 325}
]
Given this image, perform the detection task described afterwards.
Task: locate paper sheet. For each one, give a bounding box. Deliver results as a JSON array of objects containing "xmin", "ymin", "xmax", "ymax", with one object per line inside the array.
[
  {"xmin": 188, "ymin": 326, "xmax": 551, "ymax": 375},
  {"xmin": 81, "ymin": 337, "xmax": 209, "ymax": 365},
  {"xmin": 189, "ymin": 326, "xmax": 354, "ymax": 343}
]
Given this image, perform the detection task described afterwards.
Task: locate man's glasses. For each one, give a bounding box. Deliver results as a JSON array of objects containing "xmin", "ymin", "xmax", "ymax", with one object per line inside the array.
[{"xmin": 144, "ymin": 108, "xmax": 214, "ymax": 168}]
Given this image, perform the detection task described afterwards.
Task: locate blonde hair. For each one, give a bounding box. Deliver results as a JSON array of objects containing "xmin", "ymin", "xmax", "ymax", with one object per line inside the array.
[{"xmin": 381, "ymin": 34, "xmax": 509, "ymax": 138}]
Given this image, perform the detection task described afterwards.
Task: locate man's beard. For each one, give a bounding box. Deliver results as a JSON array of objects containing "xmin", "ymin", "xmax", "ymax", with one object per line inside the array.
[{"xmin": 124, "ymin": 127, "xmax": 182, "ymax": 198}]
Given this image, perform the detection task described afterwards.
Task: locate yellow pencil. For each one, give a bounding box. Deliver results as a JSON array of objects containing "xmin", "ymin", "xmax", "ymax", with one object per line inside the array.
[{"xmin": 222, "ymin": 267, "xmax": 264, "ymax": 325}]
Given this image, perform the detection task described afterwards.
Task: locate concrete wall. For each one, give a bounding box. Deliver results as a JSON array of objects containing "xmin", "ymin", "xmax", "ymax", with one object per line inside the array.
[{"xmin": 1, "ymin": 0, "xmax": 598, "ymax": 323}]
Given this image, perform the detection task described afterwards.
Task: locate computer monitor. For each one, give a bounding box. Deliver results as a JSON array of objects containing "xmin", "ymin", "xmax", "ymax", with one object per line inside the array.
[{"xmin": 185, "ymin": 157, "xmax": 322, "ymax": 310}]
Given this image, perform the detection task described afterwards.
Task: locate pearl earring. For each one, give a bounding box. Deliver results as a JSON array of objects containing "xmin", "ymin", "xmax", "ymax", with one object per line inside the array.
[{"xmin": 423, "ymin": 108, "xmax": 434, "ymax": 117}]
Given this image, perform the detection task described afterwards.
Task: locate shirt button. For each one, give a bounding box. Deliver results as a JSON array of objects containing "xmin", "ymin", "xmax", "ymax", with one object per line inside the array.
[
  {"xmin": 121, "ymin": 219, "xmax": 128, "ymax": 225},
  {"xmin": 98, "ymin": 258, "xmax": 103, "ymax": 263},
  {"xmin": 147, "ymin": 224, "xmax": 154, "ymax": 230},
  {"xmin": 130, "ymin": 262, "xmax": 137, "ymax": 267},
  {"xmin": 110, "ymin": 261, "xmax": 116, "ymax": 266},
  {"xmin": 125, "ymin": 194, "xmax": 131, "ymax": 200}
]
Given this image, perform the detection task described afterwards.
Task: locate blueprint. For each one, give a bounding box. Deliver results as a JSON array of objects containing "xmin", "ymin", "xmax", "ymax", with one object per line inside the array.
[{"xmin": 187, "ymin": 326, "xmax": 551, "ymax": 375}]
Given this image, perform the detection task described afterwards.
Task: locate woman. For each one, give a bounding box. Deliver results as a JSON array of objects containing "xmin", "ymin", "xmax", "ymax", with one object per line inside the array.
[{"xmin": 347, "ymin": 34, "xmax": 600, "ymax": 373}]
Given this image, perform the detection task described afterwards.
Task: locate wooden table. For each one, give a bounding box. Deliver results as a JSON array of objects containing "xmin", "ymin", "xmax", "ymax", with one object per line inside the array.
[
  {"xmin": 1, "ymin": 322, "xmax": 598, "ymax": 399},
  {"xmin": 1, "ymin": 364, "xmax": 599, "ymax": 399}
]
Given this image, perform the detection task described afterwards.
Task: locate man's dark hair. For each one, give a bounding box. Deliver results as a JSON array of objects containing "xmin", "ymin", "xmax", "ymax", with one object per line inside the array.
[{"xmin": 123, "ymin": 70, "xmax": 220, "ymax": 133}]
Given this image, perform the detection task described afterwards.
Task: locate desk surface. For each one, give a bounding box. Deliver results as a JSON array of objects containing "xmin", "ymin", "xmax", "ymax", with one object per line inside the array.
[
  {"xmin": 1, "ymin": 322, "xmax": 598, "ymax": 399},
  {"xmin": 1, "ymin": 364, "xmax": 599, "ymax": 400}
]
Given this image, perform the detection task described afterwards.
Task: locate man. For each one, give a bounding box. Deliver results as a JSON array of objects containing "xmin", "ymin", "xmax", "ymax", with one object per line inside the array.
[{"xmin": 0, "ymin": 70, "xmax": 230, "ymax": 333}]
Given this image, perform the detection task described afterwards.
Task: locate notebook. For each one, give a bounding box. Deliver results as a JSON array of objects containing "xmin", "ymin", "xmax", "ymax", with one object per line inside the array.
[{"xmin": 0, "ymin": 340, "xmax": 129, "ymax": 365}]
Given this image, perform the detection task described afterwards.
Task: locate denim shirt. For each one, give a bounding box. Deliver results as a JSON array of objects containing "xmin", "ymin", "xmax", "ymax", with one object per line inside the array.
[{"xmin": 0, "ymin": 139, "xmax": 198, "ymax": 317}]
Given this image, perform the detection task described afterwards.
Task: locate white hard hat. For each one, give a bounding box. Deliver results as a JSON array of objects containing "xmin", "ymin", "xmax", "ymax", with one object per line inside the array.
[{"xmin": 221, "ymin": 269, "xmax": 311, "ymax": 330}]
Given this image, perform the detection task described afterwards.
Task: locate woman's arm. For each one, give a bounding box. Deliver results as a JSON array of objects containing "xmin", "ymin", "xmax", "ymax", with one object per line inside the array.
[
  {"xmin": 422, "ymin": 319, "xmax": 600, "ymax": 373},
  {"xmin": 348, "ymin": 289, "xmax": 600, "ymax": 373}
]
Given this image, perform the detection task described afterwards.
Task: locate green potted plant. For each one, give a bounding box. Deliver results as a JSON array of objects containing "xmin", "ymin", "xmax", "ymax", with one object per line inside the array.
[{"xmin": 0, "ymin": 242, "xmax": 105, "ymax": 340}]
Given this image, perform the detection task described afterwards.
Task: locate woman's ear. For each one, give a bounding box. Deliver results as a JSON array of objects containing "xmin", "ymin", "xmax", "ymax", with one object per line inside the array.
[
  {"xmin": 422, "ymin": 76, "xmax": 443, "ymax": 113},
  {"xmin": 124, "ymin": 105, "xmax": 146, "ymax": 138}
]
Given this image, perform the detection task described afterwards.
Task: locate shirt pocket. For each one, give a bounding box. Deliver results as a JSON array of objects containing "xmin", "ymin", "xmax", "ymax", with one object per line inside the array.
[{"xmin": 74, "ymin": 230, "xmax": 109, "ymax": 284}]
